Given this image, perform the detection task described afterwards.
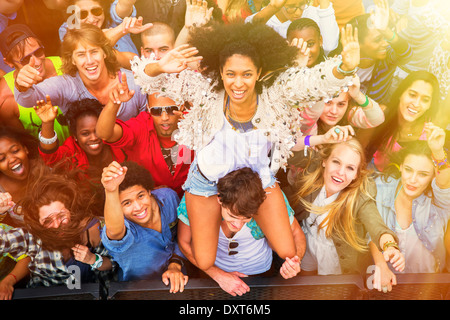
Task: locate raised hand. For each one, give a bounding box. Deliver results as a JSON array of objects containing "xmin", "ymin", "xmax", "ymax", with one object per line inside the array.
[
  {"xmin": 110, "ymin": 71, "xmax": 135, "ymax": 104},
  {"xmin": 340, "ymin": 24, "xmax": 360, "ymax": 72},
  {"xmin": 15, "ymin": 55, "xmax": 43, "ymax": 91},
  {"xmin": 101, "ymin": 161, "xmax": 128, "ymax": 192},
  {"xmin": 291, "ymin": 38, "xmax": 311, "ymax": 68},
  {"xmin": 157, "ymin": 44, "xmax": 202, "ymax": 74},
  {"xmin": 369, "ymin": 0, "xmax": 390, "ymax": 31},
  {"xmin": 185, "ymin": 0, "xmax": 214, "ymax": 28},
  {"xmin": 347, "ymin": 75, "xmax": 362, "ymax": 99},
  {"xmin": 425, "ymin": 122, "xmax": 446, "ymax": 154},
  {"xmin": 120, "ymin": 16, "xmax": 153, "ymax": 35},
  {"xmin": 33, "ymin": 95, "xmax": 58, "ymax": 124}
]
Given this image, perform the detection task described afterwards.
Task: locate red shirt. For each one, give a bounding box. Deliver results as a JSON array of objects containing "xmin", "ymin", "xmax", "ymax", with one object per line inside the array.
[
  {"xmin": 106, "ymin": 112, "xmax": 194, "ymax": 198},
  {"xmin": 39, "ymin": 136, "xmax": 126, "ymax": 177}
]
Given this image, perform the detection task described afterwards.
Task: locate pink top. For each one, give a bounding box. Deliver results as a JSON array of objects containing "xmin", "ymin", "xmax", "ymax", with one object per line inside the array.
[{"xmin": 373, "ymin": 128, "xmax": 427, "ymax": 171}]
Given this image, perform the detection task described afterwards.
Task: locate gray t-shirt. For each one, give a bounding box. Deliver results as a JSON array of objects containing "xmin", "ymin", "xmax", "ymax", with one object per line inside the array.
[{"xmin": 14, "ymin": 68, "xmax": 147, "ymax": 122}]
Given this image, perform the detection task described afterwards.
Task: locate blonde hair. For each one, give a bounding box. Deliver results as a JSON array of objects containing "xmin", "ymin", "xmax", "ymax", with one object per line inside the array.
[
  {"xmin": 61, "ymin": 23, "xmax": 119, "ymax": 77},
  {"xmin": 294, "ymin": 138, "xmax": 373, "ymax": 252},
  {"xmin": 224, "ymin": 0, "xmax": 250, "ymax": 22}
]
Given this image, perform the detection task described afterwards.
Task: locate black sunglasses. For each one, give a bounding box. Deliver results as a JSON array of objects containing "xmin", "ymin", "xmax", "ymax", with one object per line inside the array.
[
  {"xmin": 80, "ymin": 7, "xmax": 104, "ymax": 19},
  {"xmin": 15, "ymin": 46, "xmax": 45, "ymax": 65},
  {"xmin": 149, "ymin": 105, "xmax": 179, "ymax": 116},
  {"xmin": 228, "ymin": 240, "xmax": 239, "ymax": 256}
]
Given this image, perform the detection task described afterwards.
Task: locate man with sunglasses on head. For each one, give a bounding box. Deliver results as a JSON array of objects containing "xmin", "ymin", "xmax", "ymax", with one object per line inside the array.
[
  {"xmin": 96, "ymin": 72, "xmax": 194, "ymax": 199},
  {"xmin": 0, "ymin": 24, "xmax": 70, "ymax": 143},
  {"xmin": 245, "ymin": 0, "xmax": 339, "ymax": 54},
  {"xmin": 177, "ymin": 167, "xmax": 306, "ymax": 297}
]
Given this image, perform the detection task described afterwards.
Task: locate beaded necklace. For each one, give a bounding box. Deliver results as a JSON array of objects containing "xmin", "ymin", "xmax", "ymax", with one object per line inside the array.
[{"xmin": 224, "ymin": 95, "xmax": 258, "ymax": 133}]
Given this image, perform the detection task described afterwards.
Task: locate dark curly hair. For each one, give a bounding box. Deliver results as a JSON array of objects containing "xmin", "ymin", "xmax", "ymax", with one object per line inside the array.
[
  {"xmin": 188, "ymin": 21, "xmax": 298, "ymax": 92},
  {"xmin": 61, "ymin": 98, "xmax": 104, "ymax": 135},
  {"xmin": 119, "ymin": 161, "xmax": 155, "ymax": 193},
  {"xmin": 217, "ymin": 167, "xmax": 267, "ymax": 219}
]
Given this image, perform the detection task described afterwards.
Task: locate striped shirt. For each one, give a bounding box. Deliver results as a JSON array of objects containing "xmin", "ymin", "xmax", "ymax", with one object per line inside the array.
[{"xmin": 358, "ymin": 36, "xmax": 413, "ymax": 105}]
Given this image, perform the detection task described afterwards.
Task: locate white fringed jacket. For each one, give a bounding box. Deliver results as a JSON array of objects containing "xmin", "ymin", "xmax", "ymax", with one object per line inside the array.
[{"xmin": 131, "ymin": 56, "xmax": 352, "ymax": 174}]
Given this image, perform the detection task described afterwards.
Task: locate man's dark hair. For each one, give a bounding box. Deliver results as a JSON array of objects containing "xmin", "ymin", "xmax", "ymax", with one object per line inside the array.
[
  {"xmin": 119, "ymin": 161, "xmax": 155, "ymax": 192},
  {"xmin": 217, "ymin": 167, "xmax": 266, "ymax": 218}
]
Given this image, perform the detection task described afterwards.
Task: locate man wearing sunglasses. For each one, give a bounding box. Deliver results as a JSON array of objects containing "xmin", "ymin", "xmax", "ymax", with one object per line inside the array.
[
  {"xmin": 177, "ymin": 167, "xmax": 306, "ymax": 297},
  {"xmin": 13, "ymin": 23, "xmax": 147, "ymax": 123},
  {"xmin": 96, "ymin": 72, "xmax": 193, "ymax": 199},
  {"xmin": 245, "ymin": 0, "xmax": 339, "ymax": 54},
  {"xmin": 0, "ymin": 24, "xmax": 70, "ymax": 144}
]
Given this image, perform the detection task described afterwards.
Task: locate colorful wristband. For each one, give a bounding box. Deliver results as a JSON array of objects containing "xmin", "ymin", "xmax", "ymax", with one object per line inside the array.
[{"xmin": 358, "ymin": 95, "xmax": 370, "ymax": 108}]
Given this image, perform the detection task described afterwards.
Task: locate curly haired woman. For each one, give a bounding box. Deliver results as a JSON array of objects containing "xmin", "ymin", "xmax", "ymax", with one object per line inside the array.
[{"xmin": 130, "ymin": 21, "xmax": 360, "ymax": 271}]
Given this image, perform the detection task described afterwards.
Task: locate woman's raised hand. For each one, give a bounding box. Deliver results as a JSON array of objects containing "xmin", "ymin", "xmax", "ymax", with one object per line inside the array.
[
  {"xmin": 340, "ymin": 24, "xmax": 360, "ymax": 72},
  {"xmin": 425, "ymin": 122, "xmax": 446, "ymax": 155},
  {"xmin": 33, "ymin": 95, "xmax": 58, "ymax": 124}
]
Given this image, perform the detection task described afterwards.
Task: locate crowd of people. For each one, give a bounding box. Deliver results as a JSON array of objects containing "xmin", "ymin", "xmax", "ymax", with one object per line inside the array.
[{"xmin": 0, "ymin": 0, "xmax": 449, "ymax": 300}]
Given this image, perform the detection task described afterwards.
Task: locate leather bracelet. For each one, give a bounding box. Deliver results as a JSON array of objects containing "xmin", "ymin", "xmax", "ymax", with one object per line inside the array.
[{"xmin": 169, "ymin": 257, "xmax": 184, "ymax": 268}]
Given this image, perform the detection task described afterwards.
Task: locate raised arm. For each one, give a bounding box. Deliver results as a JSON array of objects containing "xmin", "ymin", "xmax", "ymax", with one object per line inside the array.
[
  {"xmin": 101, "ymin": 161, "xmax": 128, "ymax": 240},
  {"xmin": 247, "ymin": 0, "xmax": 287, "ymax": 25},
  {"xmin": 175, "ymin": 0, "xmax": 214, "ymax": 48},
  {"xmin": 95, "ymin": 71, "xmax": 132, "ymax": 142},
  {"xmin": 425, "ymin": 122, "xmax": 450, "ymax": 189},
  {"xmin": 347, "ymin": 76, "xmax": 385, "ymax": 128},
  {"xmin": 114, "ymin": 0, "xmax": 136, "ymax": 19},
  {"xmin": 34, "ymin": 95, "xmax": 59, "ymax": 151}
]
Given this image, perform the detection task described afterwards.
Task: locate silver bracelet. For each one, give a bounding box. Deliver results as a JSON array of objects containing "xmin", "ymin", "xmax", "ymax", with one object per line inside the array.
[{"xmin": 38, "ymin": 130, "xmax": 58, "ymax": 145}]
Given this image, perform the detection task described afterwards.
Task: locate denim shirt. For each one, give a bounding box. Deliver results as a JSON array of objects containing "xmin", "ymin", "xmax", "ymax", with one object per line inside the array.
[{"xmin": 375, "ymin": 176, "xmax": 450, "ymax": 272}]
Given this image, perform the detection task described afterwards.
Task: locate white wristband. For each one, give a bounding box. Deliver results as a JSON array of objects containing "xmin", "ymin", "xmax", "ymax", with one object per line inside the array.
[{"xmin": 38, "ymin": 130, "xmax": 58, "ymax": 145}]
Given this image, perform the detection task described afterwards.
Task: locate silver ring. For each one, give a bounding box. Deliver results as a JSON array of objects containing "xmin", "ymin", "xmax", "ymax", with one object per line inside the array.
[{"xmin": 334, "ymin": 127, "xmax": 341, "ymax": 134}]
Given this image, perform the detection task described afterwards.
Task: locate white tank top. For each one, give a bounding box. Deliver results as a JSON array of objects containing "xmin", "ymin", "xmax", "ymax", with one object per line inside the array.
[
  {"xmin": 197, "ymin": 114, "xmax": 273, "ymax": 187},
  {"xmin": 215, "ymin": 223, "xmax": 273, "ymax": 276}
]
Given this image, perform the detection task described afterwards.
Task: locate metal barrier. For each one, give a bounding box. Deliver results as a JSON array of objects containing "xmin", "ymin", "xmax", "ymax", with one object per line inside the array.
[{"xmin": 11, "ymin": 273, "xmax": 450, "ymax": 300}]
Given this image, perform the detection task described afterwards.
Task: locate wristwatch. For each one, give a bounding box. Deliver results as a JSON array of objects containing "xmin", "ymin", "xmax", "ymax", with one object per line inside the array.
[{"xmin": 90, "ymin": 253, "xmax": 104, "ymax": 270}]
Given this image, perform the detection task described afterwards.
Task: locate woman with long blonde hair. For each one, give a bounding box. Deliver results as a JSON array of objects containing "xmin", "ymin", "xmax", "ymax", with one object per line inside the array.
[{"xmin": 291, "ymin": 138, "xmax": 405, "ymax": 277}]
